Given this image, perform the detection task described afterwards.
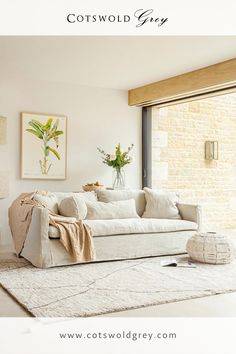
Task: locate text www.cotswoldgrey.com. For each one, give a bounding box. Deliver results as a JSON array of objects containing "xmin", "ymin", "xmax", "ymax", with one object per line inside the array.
[{"xmin": 59, "ymin": 330, "xmax": 177, "ymax": 342}]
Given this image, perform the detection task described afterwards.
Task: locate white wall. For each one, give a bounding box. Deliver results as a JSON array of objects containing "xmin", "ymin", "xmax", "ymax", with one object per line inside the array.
[{"xmin": 0, "ymin": 80, "xmax": 141, "ymax": 246}]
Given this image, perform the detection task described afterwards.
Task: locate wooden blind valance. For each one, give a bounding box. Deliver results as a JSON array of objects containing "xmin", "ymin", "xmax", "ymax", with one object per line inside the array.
[{"xmin": 128, "ymin": 58, "xmax": 236, "ymax": 107}]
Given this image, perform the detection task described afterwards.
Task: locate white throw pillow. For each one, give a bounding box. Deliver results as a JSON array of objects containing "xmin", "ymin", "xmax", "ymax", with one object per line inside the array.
[
  {"xmin": 34, "ymin": 192, "xmax": 58, "ymax": 214},
  {"xmin": 59, "ymin": 196, "xmax": 87, "ymax": 220},
  {"xmin": 96, "ymin": 189, "xmax": 146, "ymax": 216},
  {"xmin": 85, "ymin": 199, "xmax": 139, "ymax": 220},
  {"xmin": 142, "ymin": 188, "xmax": 181, "ymax": 219}
]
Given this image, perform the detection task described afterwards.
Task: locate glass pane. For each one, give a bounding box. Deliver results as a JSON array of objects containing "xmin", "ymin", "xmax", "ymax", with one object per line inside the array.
[{"xmin": 151, "ymin": 92, "xmax": 236, "ymax": 230}]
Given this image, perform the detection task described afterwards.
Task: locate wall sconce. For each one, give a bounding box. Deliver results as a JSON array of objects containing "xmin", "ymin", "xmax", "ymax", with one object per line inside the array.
[
  {"xmin": 0, "ymin": 117, "xmax": 7, "ymax": 144},
  {"xmin": 0, "ymin": 172, "xmax": 9, "ymax": 198},
  {"xmin": 205, "ymin": 141, "xmax": 218, "ymax": 160}
]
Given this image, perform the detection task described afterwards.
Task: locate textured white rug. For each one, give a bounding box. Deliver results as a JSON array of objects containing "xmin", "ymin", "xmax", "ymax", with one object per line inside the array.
[{"xmin": 1, "ymin": 255, "xmax": 236, "ymax": 317}]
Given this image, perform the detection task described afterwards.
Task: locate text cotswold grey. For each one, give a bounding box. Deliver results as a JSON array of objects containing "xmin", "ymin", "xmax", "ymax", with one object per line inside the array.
[{"xmin": 67, "ymin": 9, "xmax": 168, "ymax": 28}]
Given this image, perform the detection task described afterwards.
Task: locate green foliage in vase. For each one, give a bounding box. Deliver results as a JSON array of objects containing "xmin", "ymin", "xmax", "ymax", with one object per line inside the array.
[
  {"xmin": 26, "ymin": 118, "xmax": 64, "ymax": 175},
  {"xmin": 97, "ymin": 143, "xmax": 134, "ymax": 170}
]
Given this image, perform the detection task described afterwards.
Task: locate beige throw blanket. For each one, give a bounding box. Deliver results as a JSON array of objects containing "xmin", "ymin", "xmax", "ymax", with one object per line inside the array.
[
  {"xmin": 49, "ymin": 216, "xmax": 95, "ymax": 262},
  {"xmin": 8, "ymin": 192, "xmax": 95, "ymax": 262}
]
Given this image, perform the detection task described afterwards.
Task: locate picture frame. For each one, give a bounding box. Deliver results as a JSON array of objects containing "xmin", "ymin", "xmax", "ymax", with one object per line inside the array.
[{"xmin": 21, "ymin": 112, "xmax": 67, "ymax": 180}]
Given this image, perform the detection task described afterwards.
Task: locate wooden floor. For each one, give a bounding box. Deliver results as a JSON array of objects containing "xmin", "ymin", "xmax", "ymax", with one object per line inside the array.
[{"xmin": 1, "ymin": 241, "xmax": 236, "ymax": 317}]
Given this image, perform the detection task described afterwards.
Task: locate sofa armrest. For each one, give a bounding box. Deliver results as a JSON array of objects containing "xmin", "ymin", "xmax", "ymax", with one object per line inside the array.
[
  {"xmin": 21, "ymin": 206, "xmax": 50, "ymax": 268},
  {"xmin": 31, "ymin": 206, "xmax": 50, "ymax": 239},
  {"xmin": 177, "ymin": 203, "xmax": 202, "ymax": 231}
]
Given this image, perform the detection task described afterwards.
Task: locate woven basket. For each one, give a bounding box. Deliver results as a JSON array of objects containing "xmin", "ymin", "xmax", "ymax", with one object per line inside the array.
[
  {"xmin": 82, "ymin": 185, "xmax": 104, "ymax": 192},
  {"xmin": 186, "ymin": 232, "xmax": 234, "ymax": 264}
]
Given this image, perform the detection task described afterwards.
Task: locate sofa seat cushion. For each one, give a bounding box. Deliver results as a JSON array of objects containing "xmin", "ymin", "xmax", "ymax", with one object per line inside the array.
[
  {"xmin": 86, "ymin": 218, "xmax": 197, "ymax": 237},
  {"xmin": 49, "ymin": 218, "xmax": 198, "ymax": 239}
]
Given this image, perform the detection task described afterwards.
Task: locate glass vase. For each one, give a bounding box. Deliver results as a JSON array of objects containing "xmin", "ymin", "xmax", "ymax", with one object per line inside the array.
[{"xmin": 112, "ymin": 168, "xmax": 125, "ymax": 190}]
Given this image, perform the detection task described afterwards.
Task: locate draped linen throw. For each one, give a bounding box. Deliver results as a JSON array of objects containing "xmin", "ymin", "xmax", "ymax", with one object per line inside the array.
[
  {"xmin": 49, "ymin": 216, "xmax": 95, "ymax": 262},
  {"xmin": 8, "ymin": 192, "xmax": 95, "ymax": 262}
]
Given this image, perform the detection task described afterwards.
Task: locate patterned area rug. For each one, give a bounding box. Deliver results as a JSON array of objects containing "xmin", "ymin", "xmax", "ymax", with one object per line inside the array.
[{"xmin": 0, "ymin": 255, "xmax": 236, "ymax": 317}]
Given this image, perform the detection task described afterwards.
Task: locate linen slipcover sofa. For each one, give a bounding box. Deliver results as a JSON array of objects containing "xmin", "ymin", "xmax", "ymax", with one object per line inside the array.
[{"xmin": 20, "ymin": 189, "xmax": 202, "ymax": 268}]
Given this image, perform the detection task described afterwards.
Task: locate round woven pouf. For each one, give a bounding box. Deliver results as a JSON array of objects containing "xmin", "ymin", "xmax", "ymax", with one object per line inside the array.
[{"xmin": 186, "ymin": 232, "xmax": 235, "ymax": 264}]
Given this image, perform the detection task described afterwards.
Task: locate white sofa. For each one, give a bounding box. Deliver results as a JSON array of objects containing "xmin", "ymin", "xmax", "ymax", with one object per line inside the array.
[{"xmin": 20, "ymin": 190, "xmax": 201, "ymax": 268}]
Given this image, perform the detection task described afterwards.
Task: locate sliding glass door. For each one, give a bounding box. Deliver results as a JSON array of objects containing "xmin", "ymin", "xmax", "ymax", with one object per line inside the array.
[{"xmin": 143, "ymin": 91, "xmax": 236, "ymax": 230}]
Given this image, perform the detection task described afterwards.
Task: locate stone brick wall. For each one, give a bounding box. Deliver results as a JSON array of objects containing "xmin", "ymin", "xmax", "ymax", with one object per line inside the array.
[{"xmin": 152, "ymin": 93, "xmax": 236, "ymax": 230}]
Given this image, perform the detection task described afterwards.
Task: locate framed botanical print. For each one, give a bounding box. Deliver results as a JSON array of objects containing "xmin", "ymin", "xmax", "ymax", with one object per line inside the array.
[{"xmin": 21, "ymin": 112, "xmax": 67, "ymax": 179}]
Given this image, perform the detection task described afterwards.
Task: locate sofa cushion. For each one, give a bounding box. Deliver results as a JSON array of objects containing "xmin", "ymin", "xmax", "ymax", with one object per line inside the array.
[
  {"xmin": 86, "ymin": 199, "xmax": 139, "ymax": 220},
  {"xmin": 142, "ymin": 188, "xmax": 181, "ymax": 219},
  {"xmin": 96, "ymin": 189, "xmax": 146, "ymax": 216},
  {"xmin": 34, "ymin": 193, "xmax": 59, "ymax": 214},
  {"xmin": 85, "ymin": 218, "xmax": 197, "ymax": 237},
  {"xmin": 59, "ymin": 196, "xmax": 87, "ymax": 219},
  {"xmin": 49, "ymin": 226, "xmax": 60, "ymax": 239},
  {"xmin": 34, "ymin": 191, "xmax": 97, "ymax": 215},
  {"xmin": 54, "ymin": 191, "xmax": 97, "ymax": 204},
  {"xmin": 48, "ymin": 218, "xmax": 197, "ymax": 239}
]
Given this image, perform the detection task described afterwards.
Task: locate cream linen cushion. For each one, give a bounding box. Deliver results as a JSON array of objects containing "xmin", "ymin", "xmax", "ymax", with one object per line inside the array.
[
  {"xmin": 84, "ymin": 218, "xmax": 197, "ymax": 237},
  {"xmin": 59, "ymin": 196, "xmax": 87, "ymax": 220},
  {"xmin": 96, "ymin": 189, "xmax": 145, "ymax": 216},
  {"xmin": 142, "ymin": 188, "xmax": 181, "ymax": 219},
  {"xmin": 34, "ymin": 193, "xmax": 58, "ymax": 214},
  {"xmin": 86, "ymin": 199, "xmax": 139, "ymax": 220}
]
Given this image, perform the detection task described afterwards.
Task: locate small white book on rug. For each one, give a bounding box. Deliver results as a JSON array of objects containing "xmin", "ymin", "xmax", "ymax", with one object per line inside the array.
[{"xmin": 160, "ymin": 257, "xmax": 197, "ymax": 268}]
